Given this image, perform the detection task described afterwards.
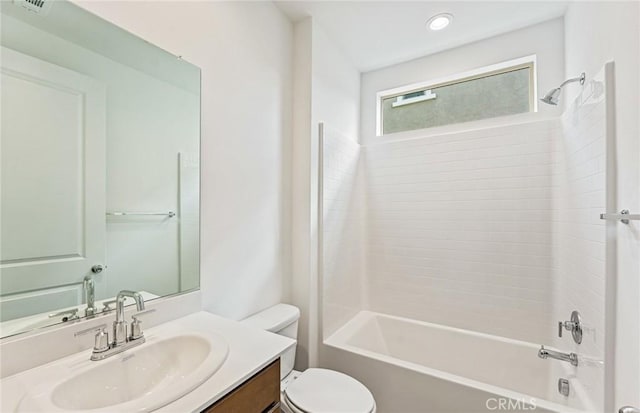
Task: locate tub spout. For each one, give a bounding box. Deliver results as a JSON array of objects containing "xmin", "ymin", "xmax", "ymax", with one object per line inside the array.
[{"xmin": 538, "ymin": 345, "xmax": 578, "ymax": 366}]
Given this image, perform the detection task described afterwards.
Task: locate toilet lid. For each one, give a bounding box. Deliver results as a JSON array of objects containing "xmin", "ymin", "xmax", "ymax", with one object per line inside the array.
[{"xmin": 284, "ymin": 368, "xmax": 375, "ymax": 413}]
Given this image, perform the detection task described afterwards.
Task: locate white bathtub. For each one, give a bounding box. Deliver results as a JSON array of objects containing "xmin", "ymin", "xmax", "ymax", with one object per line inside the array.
[{"xmin": 324, "ymin": 311, "xmax": 588, "ymax": 413}]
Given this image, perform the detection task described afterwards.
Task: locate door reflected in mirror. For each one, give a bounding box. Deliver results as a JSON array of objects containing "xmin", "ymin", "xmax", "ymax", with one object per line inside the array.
[{"xmin": 0, "ymin": 0, "xmax": 200, "ymax": 338}]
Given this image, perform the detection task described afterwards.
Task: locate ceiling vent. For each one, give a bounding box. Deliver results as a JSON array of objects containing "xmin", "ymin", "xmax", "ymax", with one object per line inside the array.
[{"xmin": 13, "ymin": 0, "xmax": 52, "ymax": 16}]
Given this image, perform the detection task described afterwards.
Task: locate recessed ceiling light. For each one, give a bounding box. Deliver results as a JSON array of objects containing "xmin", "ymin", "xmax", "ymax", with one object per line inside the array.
[{"xmin": 427, "ymin": 13, "xmax": 453, "ymax": 31}]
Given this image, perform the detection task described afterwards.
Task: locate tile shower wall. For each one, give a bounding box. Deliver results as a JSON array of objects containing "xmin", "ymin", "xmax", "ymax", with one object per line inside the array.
[
  {"xmin": 321, "ymin": 70, "xmax": 610, "ymax": 412},
  {"xmin": 550, "ymin": 68, "xmax": 608, "ymax": 412},
  {"xmin": 364, "ymin": 120, "xmax": 558, "ymax": 343},
  {"xmin": 322, "ymin": 127, "xmax": 366, "ymax": 338}
]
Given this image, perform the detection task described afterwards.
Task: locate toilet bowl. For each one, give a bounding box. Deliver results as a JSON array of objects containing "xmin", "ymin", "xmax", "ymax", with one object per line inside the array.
[
  {"xmin": 281, "ymin": 369, "xmax": 376, "ymax": 413},
  {"xmin": 242, "ymin": 304, "xmax": 376, "ymax": 413}
]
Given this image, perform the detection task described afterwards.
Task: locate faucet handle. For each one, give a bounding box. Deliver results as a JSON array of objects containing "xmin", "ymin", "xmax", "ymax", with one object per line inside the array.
[
  {"xmin": 74, "ymin": 324, "xmax": 110, "ymax": 353},
  {"xmin": 558, "ymin": 321, "xmax": 565, "ymax": 337},
  {"xmin": 48, "ymin": 308, "xmax": 79, "ymax": 322},
  {"xmin": 130, "ymin": 309, "xmax": 156, "ymax": 340},
  {"xmin": 93, "ymin": 328, "xmax": 110, "ymax": 353},
  {"xmin": 558, "ymin": 311, "xmax": 583, "ymax": 344}
]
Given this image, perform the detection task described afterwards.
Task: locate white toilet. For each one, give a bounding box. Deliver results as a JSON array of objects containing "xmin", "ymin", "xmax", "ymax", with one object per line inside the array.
[{"xmin": 242, "ymin": 304, "xmax": 376, "ymax": 413}]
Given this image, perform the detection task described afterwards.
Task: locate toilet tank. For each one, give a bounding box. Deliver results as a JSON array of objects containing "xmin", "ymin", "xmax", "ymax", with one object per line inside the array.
[{"xmin": 241, "ymin": 304, "xmax": 300, "ymax": 379}]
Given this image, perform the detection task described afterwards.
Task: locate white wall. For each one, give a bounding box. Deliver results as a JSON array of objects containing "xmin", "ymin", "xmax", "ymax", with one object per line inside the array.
[
  {"xmin": 75, "ymin": 1, "xmax": 294, "ymax": 320},
  {"xmin": 360, "ymin": 18, "xmax": 565, "ymax": 142},
  {"xmin": 311, "ymin": 25, "xmax": 361, "ymax": 141},
  {"xmin": 311, "ymin": 21, "xmax": 362, "ymax": 363},
  {"xmin": 563, "ymin": 3, "xmax": 640, "ymax": 410},
  {"xmin": 291, "ymin": 18, "xmax": 314, "ymax": 370},
  {"xmin": 291, "ymin": 18, "xmax": 361, "ymax": 369},
  {"xmin": 363, "ymin": 119, "xmax": 557, "ymax": 344}
]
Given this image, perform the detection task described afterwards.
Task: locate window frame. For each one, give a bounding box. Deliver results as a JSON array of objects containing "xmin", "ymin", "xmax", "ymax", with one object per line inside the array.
[{"xmin": 375, "ymin": 55, "xmax": 538, "ymax": 136}]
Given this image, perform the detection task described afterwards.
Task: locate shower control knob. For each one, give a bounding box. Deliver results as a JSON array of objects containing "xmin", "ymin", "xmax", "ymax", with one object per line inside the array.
[
  {"xmin": 557, "ymin": 321, "xmax": 577, "ymax": 337},
  {"xmin": 558, "ymin": 310, "xmax": 582, "ymax": 344}
]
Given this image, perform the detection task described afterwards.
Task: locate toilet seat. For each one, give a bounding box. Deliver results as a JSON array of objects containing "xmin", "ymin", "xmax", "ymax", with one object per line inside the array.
[{"xmin": 283, "ymin": 368, "xmax": 376, "ymax": 413}]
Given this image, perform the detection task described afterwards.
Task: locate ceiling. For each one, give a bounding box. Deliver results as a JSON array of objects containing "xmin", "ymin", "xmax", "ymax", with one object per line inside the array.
[{"xmin": 275, "ymin": 1, "xmax": 569, "ymax": 72}]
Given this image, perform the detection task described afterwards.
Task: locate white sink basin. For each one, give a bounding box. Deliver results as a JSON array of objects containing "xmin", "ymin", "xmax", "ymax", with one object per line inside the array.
[{"xmin": 17, "ymin": 332, "xmax": 228, "ymax": 412}]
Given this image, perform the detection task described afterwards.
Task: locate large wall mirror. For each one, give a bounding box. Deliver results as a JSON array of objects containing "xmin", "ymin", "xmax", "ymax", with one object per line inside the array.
[{"xmin": 0, "ymin": 0, "xmax": 200, "ymax": 338}]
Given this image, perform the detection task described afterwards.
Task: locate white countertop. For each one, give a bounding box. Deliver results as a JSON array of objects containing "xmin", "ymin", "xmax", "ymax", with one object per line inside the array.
[{"xmin": 0, "ymin": 311, "xmax": 295, "ymax": 412}]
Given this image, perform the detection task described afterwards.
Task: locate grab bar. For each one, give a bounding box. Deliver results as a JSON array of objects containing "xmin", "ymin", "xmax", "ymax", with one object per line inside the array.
[
  {"xmin": 600, "ymin": 209, "xmax": 639, "ymax": 224},
  {"xmin": 106, "ymin": 211, "xmax": 176, "ymax": 218}
]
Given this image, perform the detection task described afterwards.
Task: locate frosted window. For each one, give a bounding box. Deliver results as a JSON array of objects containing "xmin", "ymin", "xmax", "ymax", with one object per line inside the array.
[{"xmin": 381, "ymin": 65, "xmax": 533, "ymax": 135}]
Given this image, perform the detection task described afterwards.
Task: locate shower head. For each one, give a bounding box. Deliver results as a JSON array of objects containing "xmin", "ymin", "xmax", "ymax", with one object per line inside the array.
[
  {"xmin": 540, "ymin": 88, "xmax": 562, "ymax": 105},
  {"xmin": 540, "ymin": 72, "xmax": 586, "ymax": 106}
]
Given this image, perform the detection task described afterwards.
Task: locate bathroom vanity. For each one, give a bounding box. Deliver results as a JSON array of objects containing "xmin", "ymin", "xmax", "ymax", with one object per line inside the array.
[
  {"xmin": 203, "ymin": 359, "xmax": 281, "ymax": 413},
  {"xmin": 0, "ymin": 309, "xmax": 294, "ymax": 412}
]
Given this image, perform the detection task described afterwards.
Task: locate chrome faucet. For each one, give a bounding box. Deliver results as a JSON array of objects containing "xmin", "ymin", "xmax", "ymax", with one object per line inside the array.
[
  {"xmin": 113, "ymin": 290, "xmax": 145, "ymax": 345},
  {"xmin": 75, "ymin": 290, "xmax": 154, "ymax": 361},
  {"xmin": 83, "ymin": 275, "xmax": 97, "ymax": 317},
  {"xmin": 538, "ymin": 345, "xmax": 578, "ymax": 366}
]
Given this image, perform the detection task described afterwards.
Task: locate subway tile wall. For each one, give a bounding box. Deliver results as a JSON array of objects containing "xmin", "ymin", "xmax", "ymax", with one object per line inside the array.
[
  {"xmin": 363, "ymin": 121, "xmax": 558, "ymax": 344},
  {"xmin": 549, "ymin": 69, "xmax": 608, "ymax": 412},
  {"xmin": 321, "ymin": 70, "xmax": 610, "ymax": 412},
  {"xmin": 321, "ymin": 126, "xmax": 366, "ymax": 338}
]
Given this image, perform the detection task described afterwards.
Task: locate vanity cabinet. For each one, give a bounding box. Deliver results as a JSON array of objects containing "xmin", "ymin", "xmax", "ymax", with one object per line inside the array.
[{"xmin": 203, "ymin": 358, "xmax": 281, "ymax": 413}]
